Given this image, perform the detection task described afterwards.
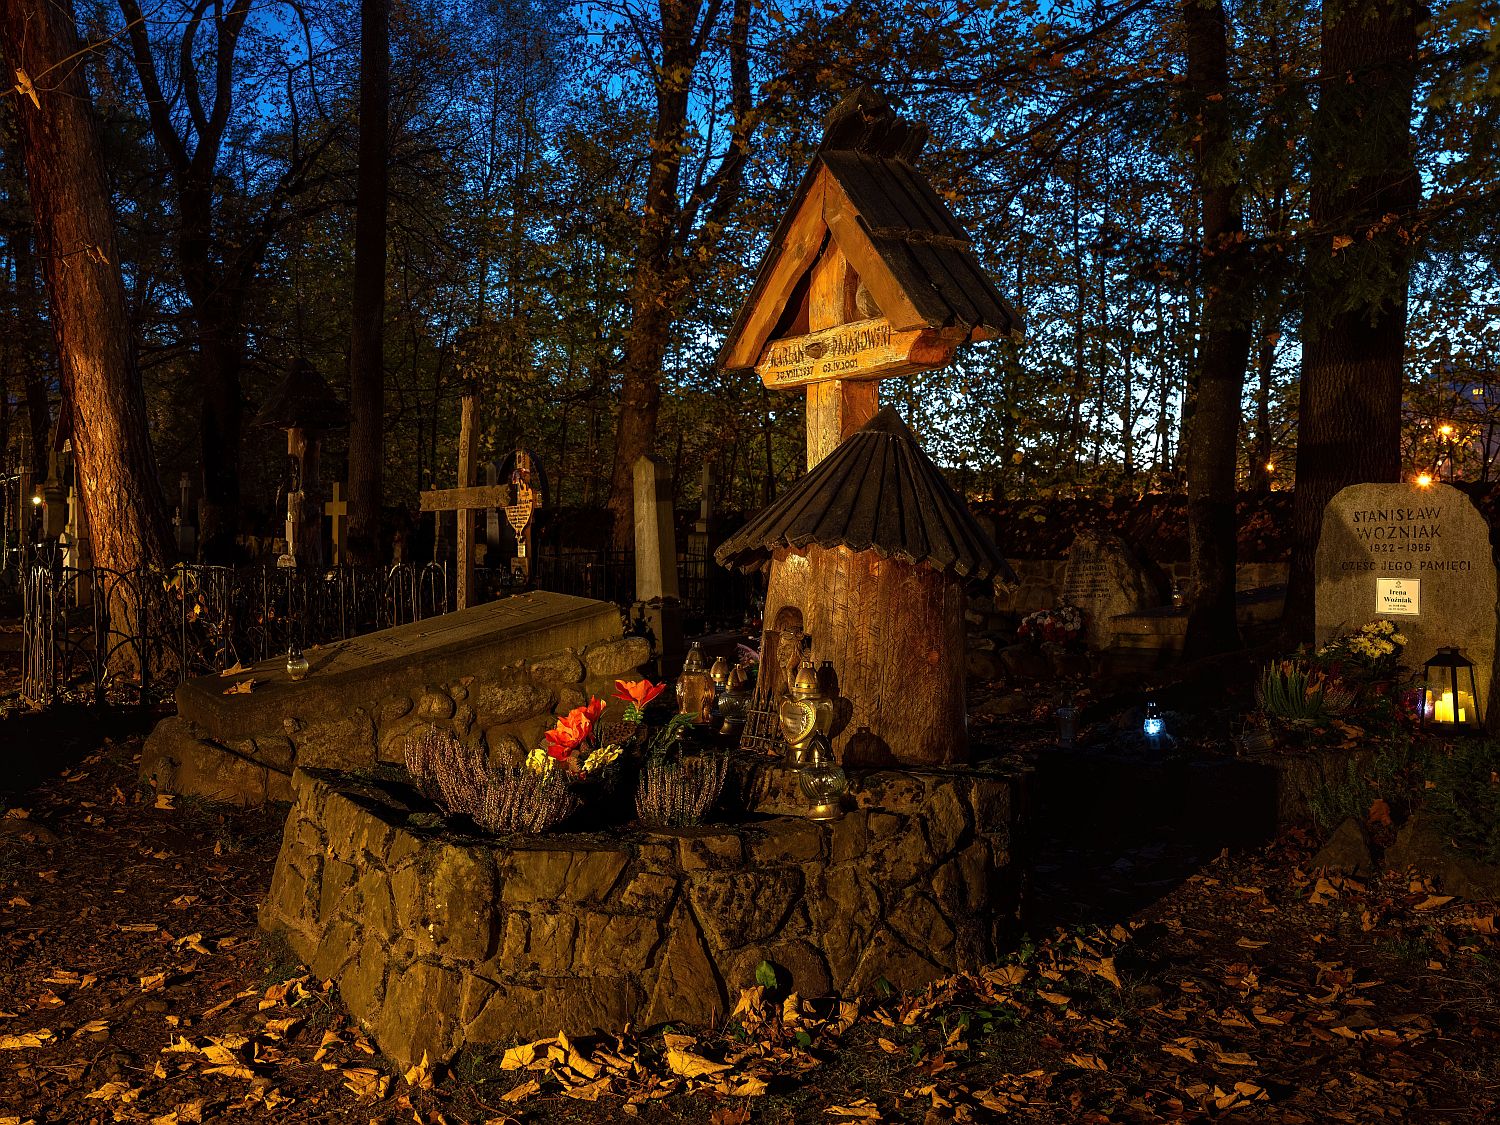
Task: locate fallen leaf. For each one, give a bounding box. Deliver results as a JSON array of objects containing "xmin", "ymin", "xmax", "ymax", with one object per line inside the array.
[
  {"xmin": 1066, "ymin": 1053, "xmax": 1108, "ymax": 1071},
  {"xmin": 666, "ymin": 1047, "xmax": 731, "ymax": 1078},
  {"xmin": 222, "ymin": 679, "xmax": 256, "ymax": 695},
  {"xmin": 404, "ymin": 1050, "xmax": 434, "ymax": 1089},
  {"xmin": 825, "ymin": 1099, "xmax": 881, "ymax": 1119},
  {"xmin": 500, "ymin": 1078, "xmax": 540, "ymax": 1102},
  {"xmin": 0, "ymin": 1029, "xmax": 52, "ymax": 1049},
  {"xmin": 341, "ymin": 1066, "xmax": 390, "ymax": 1100}
]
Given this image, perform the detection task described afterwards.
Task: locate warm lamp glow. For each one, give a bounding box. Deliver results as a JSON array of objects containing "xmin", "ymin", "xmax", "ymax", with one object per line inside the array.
[
  {"xmin": 1438, "ymin": 423, "xmax": 1454, "ymax": 437},
  {"xmin": 1416, "ymin": 473, "xmax": 1433, "ymax": 487},
  {"xmin": 1264, "ymin": 461, "xmax": 1276, "ymax": 473},
  {"xmin": 29, "ymin": 492, "xmax": 41, "ymax": 507}
]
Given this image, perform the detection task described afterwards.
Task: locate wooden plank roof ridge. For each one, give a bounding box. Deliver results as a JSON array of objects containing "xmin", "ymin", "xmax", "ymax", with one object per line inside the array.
[{"xmin": 714, "ymin": 406, "xmax": 1014, "ymax": 582}]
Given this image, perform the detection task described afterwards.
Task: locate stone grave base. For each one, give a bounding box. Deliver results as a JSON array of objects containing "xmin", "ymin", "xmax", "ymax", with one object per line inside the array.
[
  {"xmin": 139, "ymin": 594, "xmax": 648, "ymax": 807},
  {"xmin": 258, "ymin": 757, "xmax": 1031, "ymax": 1070}
]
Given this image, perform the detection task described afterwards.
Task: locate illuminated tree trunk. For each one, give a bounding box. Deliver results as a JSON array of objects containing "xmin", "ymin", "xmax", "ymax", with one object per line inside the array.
[{"xmin": 0, "ymin": 0, "xmax": 171, "ymax": 578}]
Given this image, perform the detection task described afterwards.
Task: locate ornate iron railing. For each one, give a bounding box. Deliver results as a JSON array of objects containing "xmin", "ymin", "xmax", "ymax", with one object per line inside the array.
[{"xmin": 20, "ymin": 558, "xmax": 448, "ymax": 706}]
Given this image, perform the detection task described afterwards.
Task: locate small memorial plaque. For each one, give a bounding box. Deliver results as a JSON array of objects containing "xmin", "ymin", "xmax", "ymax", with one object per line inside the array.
[{"xmin": 1376, "ymin": 577, "xmax": 1420, "ymax": 616}]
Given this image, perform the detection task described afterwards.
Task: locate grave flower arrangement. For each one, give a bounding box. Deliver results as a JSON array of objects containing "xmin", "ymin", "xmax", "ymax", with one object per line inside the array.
[
  {"xmin": 405, "ymin": 728, "xmax": 578, "ymax": 834},
  {"xmin": 523, "ymin": 680, "xmax": 670, "ymax": 783},
  {"xmin": 1315, "ymin": 619, "xmax": 1408, "ymax": 681},
  {"xmin": 1250, "ymin": 620, "xmax": 1416, "ymax": 752},
  {"xmin": 1018, "ymin": 604, "xmax": 1084, "ymax": 645}
]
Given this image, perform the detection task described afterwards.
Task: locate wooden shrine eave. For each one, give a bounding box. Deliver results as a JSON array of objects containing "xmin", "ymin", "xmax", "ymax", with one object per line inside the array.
[
  {"xmin": 715, "ymin": 406, "xmax": 1013, "ymax": 582},
  {"xmin": 719, "ymin": 155, "xmax": 1022, "ymax": 378}
]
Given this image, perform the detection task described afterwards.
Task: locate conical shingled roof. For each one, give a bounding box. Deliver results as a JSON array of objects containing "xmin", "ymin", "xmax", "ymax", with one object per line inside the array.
[{"xmin": 715, "ymin": 407, "xmax": 1014, "ymax": 582}]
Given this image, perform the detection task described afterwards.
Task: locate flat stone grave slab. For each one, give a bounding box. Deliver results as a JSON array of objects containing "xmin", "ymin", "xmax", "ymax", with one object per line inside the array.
[
  {"xmin": 260, "ymin": 755, "xmax": 1032, "ymax": 1070},
  {"xmin": 142, "ymin": 592, "xmax": 648, "ymax": 806}
]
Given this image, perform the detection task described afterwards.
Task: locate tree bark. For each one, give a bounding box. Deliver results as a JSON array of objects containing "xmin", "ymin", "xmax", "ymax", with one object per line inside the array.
[
  {"xmin": 0, "ymin": 0, "xmax": 171, "ymax": 575},
  {"xmin": 607, "ymin": 0, "xmax": 755, "ymax": 549},
  {"xmin": 347, "ymin": 0, "xmax": 391, "ymax": 565},
  {"xmin": 1181, "ymin": 0, "xmax": 1253, "ymax": 658},
  {"xmin": 1284, "ymin": 0, "xmax": 1420, "ymax": 640}
]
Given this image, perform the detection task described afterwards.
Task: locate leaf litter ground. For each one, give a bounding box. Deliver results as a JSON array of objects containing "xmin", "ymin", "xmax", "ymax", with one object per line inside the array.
[{"xmin": 0, "ymin": 717, "xmax": 1496, "ymax": 1123}]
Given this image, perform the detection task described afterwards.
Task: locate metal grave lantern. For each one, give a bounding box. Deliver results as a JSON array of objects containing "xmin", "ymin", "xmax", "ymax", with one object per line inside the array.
[{"xmin": 1422, "ymin": 647, "xmax": 1483, "ymax": 733}]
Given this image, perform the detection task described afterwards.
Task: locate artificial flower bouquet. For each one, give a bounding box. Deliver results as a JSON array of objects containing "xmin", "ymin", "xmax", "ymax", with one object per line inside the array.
[{"xmin": 1018, "ymin": 603, "xmax": 1085, "ymax": 646}]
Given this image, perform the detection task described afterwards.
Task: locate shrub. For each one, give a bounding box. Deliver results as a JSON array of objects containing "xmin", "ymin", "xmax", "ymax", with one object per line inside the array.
[
  {"xmin": 404, "ymin": 727, "xmax": 577, "ymax": 834},
  {"xmin": 1426, "ymin": 739, "xmax": 1500, "ymax": 865},
  {"xmin": 636, "ymin": 753, "xmax": 730, "ymax": 828},
  {"xmin": 1256, "ymin": 661, "xmax": 1355, "ymax": 729}
]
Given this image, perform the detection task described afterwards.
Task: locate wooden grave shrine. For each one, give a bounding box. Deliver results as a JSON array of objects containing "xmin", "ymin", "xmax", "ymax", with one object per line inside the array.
[{"xmin": 716, "ymin": 86, "xmax": 1018, "ymax": 765}]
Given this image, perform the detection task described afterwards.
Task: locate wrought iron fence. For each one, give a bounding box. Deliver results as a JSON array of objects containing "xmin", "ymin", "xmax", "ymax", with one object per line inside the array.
[
  {"xmin": 18, "ymin": 537, "xmax": 759, "ymax": 707},
  {"xmin": 20, "ymin": 558, "xmax": 448, "ymax": 706}
]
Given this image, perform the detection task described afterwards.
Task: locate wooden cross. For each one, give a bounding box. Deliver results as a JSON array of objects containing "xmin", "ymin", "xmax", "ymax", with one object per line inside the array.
[
  {"xmin": 419, "ymin": 390, "xmax": 489, "ymax": 609},
  {"xmin": 323, "ymin": 482, "xmax": 348, "ymax": 566},
  {"xmin": 754, "ymin": 244, "xmax": 957, "ymax": 469}
]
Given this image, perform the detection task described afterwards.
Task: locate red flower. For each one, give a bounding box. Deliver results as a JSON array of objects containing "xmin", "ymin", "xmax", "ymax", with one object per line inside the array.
[
  {"xmin": 543, "ymin": 698, "xmax": 607, "ymax": 760},
  {"xmin": 614, "ymin": 680, "xmax": 666, "ymax": 709}
]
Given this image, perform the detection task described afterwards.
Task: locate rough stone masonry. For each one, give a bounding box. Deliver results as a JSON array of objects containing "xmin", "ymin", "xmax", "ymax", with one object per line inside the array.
[{"xmin": 259, "ymin": 758, "xmax": 1031, "ymax": 1070}]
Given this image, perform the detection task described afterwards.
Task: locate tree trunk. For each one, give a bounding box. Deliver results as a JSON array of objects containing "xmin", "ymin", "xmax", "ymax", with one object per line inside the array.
[
  {"xmin": 1182, "ymin": 0, "xmax": 1253, "ymax": 658},
  {"xmin": 10, "ymin": 222, "xmax": 53, "ymax": 478},
  {"xmin": 0, "ymin": 0, "xmax": 171, "ymax": 577},
  {"xmin": 1284, "ymin": 0, "xmax": 1420, "ymax": 640},
  {"xmin": 606, "ymin": 12, "xmax": 692, "ymax": 550},
  {"xmin": 607, "ymin": 0, "xmax": 755, "ymax": 549},
  {"xmin": 347, "ymin": 0, "xmax": 391, "ymax": 565}
]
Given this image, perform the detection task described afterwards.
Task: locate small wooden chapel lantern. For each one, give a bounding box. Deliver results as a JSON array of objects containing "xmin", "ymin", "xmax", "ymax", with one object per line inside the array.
[
  {"xmin": 716, "ymin": 407, "xmax": 1013, "ymax": 766},
  {"xmin": 253, "ymin": 359, "xmax": 347, "ymax": 568}
]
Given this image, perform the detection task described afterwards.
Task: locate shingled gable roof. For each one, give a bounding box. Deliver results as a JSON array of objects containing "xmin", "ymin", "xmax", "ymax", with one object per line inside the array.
[
  {"xmin": 715, "ymin": 406, "xmax": 1014, "ymax": 582},
  {"xmin": 718, "ymin": 85, "xmax": 1021, "ymax": 375}
]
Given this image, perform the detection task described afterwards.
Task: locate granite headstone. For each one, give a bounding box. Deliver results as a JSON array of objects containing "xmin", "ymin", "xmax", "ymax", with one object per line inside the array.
[
  {"xmin": 1315, "ymin": 482, "xmax": 1496, "ymax": 718},
  {"xmin": 1061, "ymin": 530, "xmax": 1163, "ymax": 648}
]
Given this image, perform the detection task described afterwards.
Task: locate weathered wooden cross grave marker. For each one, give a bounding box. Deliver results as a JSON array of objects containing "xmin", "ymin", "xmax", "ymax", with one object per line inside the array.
[
  {"xmin": 252, "ymin": 358, "xmax": 346, "ymax": 568},
  {"xmin": 420, "ymin": 396, "xmax": 544, "ymax": 607},
  {"xmin": 504, "ymin": 451, "xmax": 540, "ymax": 579},
  {"xmin": 324, "ymin": 483, "xmax": 349, "ymax": 567},
  {"xmin": 420, "ymin": 389, "xmax": 485, "ymax": 609},
  {"xmin": 718, "ymin": 85, "xmax": 1020, "ymax": 468}
]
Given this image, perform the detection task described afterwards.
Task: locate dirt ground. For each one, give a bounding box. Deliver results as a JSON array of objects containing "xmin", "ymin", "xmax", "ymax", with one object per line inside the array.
[{"xmin": 0, "ymin": 707, "xmax": 1497, "ymax": 1124}]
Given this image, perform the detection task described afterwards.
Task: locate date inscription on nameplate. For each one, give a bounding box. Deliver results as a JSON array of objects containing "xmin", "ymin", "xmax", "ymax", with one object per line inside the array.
[{"xmin": 1376, "ymin": 577, "xmax": 1420, "ymax": 616}]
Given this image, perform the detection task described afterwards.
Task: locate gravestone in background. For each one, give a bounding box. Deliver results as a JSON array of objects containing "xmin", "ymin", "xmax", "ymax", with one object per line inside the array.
[
  {"xmin": 1315, "ymin": 482, "xmax": 1497, "ymax": 717},
  {"xmin": 1061, "ymin": 530, "xmax": 1163, "ymax": 648}
]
